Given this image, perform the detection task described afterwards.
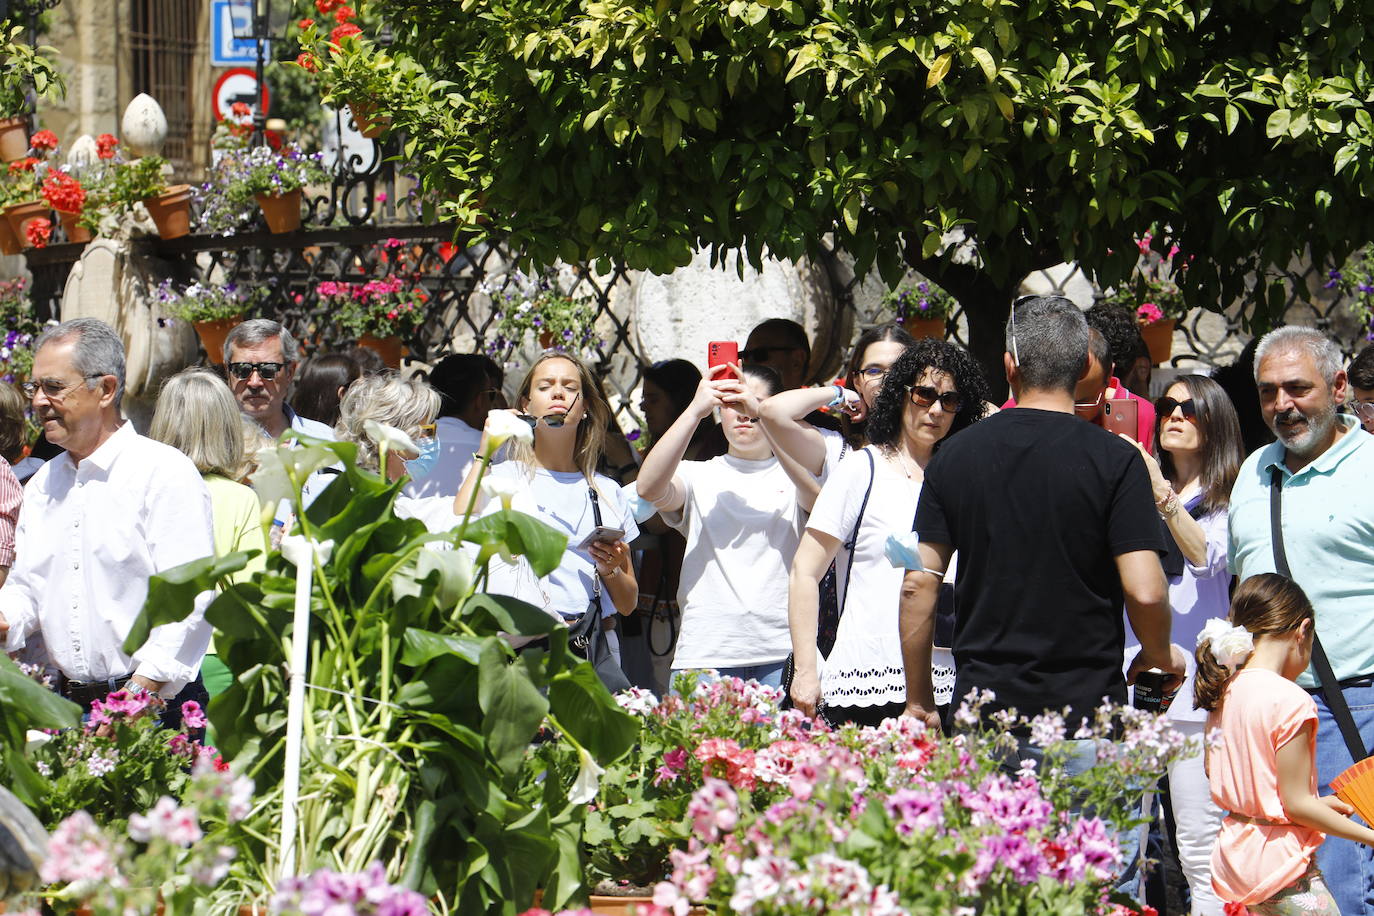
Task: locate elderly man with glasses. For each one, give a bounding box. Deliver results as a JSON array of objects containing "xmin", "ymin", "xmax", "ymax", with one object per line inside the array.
[
  {"xmin": 223, "ymin": 318, "xmax": 337, "ymax": 443},
  {"xmin": 0, "ymin": 318, "xmax": 214, "ymax": 722}
]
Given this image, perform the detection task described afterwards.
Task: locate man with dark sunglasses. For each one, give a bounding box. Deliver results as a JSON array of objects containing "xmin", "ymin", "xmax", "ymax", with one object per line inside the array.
[{"xmin": 223, "ymin": 319, "xmax": 336, "ymax": 444}]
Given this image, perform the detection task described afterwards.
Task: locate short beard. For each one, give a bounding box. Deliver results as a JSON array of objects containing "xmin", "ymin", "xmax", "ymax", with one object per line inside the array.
[{"xmin": 1274, "ymin": 401, "xmax": 1338, "ymax": 459}]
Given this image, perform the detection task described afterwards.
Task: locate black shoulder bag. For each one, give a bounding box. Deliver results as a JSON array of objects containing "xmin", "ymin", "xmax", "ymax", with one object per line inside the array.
[
  {"xmin": 1270, "ymin": 467, "xmax": 1370, "ymax": 762},
  {"xmin": 781, "ymin": 449, "xmax": 876, "ymax": 709},
  {"xmin": 566, "ymin": 486, "xmax": 632, "ymax": 693}
]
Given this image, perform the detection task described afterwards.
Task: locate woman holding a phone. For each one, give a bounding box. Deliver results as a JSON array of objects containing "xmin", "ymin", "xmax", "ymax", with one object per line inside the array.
[
  {"xmin": 457, "ymin": 352, "xmax": 640, "ymax": 648},
  {"xmin": 636, "ymin": 362, "xmax": 798, "ymax": 688},
  {"xmin": 787, "ymin": 340, "xmax": 989, "ymax": 725},
  {"xmin": 1123, "ymin": 374, "xmax": 1244, "ymax": 916}
]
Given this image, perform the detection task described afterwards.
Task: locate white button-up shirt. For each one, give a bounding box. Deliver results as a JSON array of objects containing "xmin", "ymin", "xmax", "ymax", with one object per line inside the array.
[{"xmin": 0, "ymin": 423, "xmax": 215, "ymax": 696}]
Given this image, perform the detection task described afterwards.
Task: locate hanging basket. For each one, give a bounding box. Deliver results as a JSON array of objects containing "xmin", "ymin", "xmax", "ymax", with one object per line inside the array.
[
  {"xmin": 142, "ymin": 184, "xmax": 193, "ymax": 240},
  {"xmin": 0, "ymin": 214, "xmax": 20, "ymax": 255},
  {"xmin": 192, "ymin": 316, "xmax": 242, "ymax": 365},
  {"xmin": 348, "ymin": 100, "xmax": 390, "ymax": 139},
  {"xmin": 57, "ymin": 210, "xmax": 91, "ymax": 244},
  {"xmin": 901, "ymin": 316, "xmax": 947, "ymax": 340},
  {"xmin": 4, "ymin": 200, "xmax": 49, "ymax": 247},
  {"xmin": 357, "ymin": 334, "xmax": 404, "ymax": 368},
  {"xmin": 255, "ymin": 189, "xmax": 303, "ymax": 234},
  {"xmin": 0, "ymin": 117, "xmax": 28, "ymax": 163},
  {"xmin": 1139, "ymin": 318, "xmax": 1177, "ymax": 366}
]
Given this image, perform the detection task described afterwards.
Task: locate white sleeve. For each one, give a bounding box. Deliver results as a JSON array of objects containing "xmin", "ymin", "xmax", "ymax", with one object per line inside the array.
[
  {"xmin": 660, "ymin": 461, "xmax": 697, "ymax": 534},
  {"xmin": 807, "ymin": 452, "xmax": 862, "ymax": 541},
  {"xmin": 1185, "ymin": 509, "xmax": 1230, "ymax": 579}
]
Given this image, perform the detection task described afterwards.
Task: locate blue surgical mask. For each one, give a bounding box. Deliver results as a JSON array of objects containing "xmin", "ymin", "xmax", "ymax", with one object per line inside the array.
[
  {"xmin": 884, "ymin": 532, "xmax": 925, "ymax": 571},
  {"xmin": 404, "ymin": 436, "xmax": 441, "ymax": 479},
  {"xmin": 621, "ymin": 482, "xmax": 657, "ymax": 524}
]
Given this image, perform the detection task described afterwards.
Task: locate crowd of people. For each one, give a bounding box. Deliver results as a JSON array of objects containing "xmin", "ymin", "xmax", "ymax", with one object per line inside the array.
[{"xmin": 4, "ymin": 299, "xmax": 1374, "ymax": 914}]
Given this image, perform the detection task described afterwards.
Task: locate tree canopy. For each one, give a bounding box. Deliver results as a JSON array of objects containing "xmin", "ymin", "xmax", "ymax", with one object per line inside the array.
[{"xmin": 368, "ymin": 0, "xmax": 1374, "ymax": 353}]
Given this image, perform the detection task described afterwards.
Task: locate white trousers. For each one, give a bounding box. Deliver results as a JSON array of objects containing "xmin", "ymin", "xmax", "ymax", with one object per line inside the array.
[{"xmin": 1168, "ymin": 719, "xmax": 1225, "ymax": 916}]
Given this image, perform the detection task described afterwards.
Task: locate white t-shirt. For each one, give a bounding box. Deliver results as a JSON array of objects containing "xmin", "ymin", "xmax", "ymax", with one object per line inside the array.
[
  {"xmin": 807, "ymin": 446, "xmax": 920, "ymax": 708},
  {"xmin": 665, "ymin": 454, "xmax": 803, "ymax": 668},
  {"xmin": 403, "ymin": 416, "xmax": 483, "ymax": 500},
  {"xmin": 481, "ymin": 462, "xmax": 640, "ymax": 620},
  {"xmin": 395, "ymin": 494, "xmax": 462, "ymax": 534},
  {"xmin": 819, "ymin": 427, "xmax": 850, "ymax": 479}
]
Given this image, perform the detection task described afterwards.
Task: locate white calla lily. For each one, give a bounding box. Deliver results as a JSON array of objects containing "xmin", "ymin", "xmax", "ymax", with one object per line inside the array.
[
  {"xmin": 480, "ymin": 475, "xmax": 521, "ymax": 511},
  {"xmin": 485, "ymin": 409, "xmax": 534, "ymax": 451},
  {"xmin": 280, "ymin": 535, "xmax": 335, "ymax": 569},
  {"xmin": 567, "ymin": 745, "xmax": 605, "ymax": 805},
  {"xmin": 364, "ymin": 419, "xmax": 419, "ymax": 455}
]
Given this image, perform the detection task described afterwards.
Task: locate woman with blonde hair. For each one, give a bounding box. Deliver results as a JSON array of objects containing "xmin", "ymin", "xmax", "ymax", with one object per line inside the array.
[
  {"xmin": 150, "ymin": 367, "xmax": 267, "ymax": 700},
  {"xmin": 456, "ymin": 352, "xmax": 639, "ymax": 670}
]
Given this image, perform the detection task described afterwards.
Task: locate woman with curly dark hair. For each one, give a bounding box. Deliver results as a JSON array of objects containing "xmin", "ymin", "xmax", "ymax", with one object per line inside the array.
[{"xmin": 787, "ymin": 339, "xmax": 989, "ymax": 725}]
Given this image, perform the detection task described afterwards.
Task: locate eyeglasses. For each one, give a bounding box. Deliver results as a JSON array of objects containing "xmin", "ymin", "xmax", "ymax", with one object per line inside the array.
[
  {"xmin": 1074, "ymin": 389, "xmax": 1105, "ymax": 412},
  {"xmin": 415, "ymin": 423, "xmax": 437, "ymax": 440},
  {"xmin": 1349, "ymin": 401, "xmax": 1374, "ymax": 423},
  {"xmin": 738, "ymin": 345, "xmax": 802, "ymax": 362},
  {"xmin": 227, "ymin": 361, "xmax": 286, "ymax": 381},
  {"xmin": 1155, "ymin": 396, "xmax": 1198, "ymax": 421},
  {"xmin": 21, "ymin": 374, "xmax": 106, "ymax": 400},
  {"xmin": 907, "ymin": 384, "xmax": 963, "ymax": 412},
  {"xmin": 857, "ymin": 366, "xmax": 888, "ymax": 380}
]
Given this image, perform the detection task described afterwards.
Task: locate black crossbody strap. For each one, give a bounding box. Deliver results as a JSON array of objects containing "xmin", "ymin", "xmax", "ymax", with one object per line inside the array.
[
  {"xmin": 588, "ymin": 485, "xmax": 603, "ymax": 599},
  {"xmin": 837, "ymin": 449, "xmax": 876, "ymax": 620},
  {"xmin": 1271, "ymin": 467, "xmax": 1368, "ymax": 762}
]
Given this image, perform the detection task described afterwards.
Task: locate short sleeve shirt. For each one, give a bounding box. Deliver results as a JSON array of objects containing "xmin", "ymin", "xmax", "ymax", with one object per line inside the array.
[{"xmin": 915, "ymin": 408, "xmax": 1165, "ymax": 726}]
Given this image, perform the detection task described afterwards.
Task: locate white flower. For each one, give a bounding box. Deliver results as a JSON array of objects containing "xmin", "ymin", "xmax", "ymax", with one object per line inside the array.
[
  {"xmin": 567, "ymin": 745, "xmax": 604, "ymax": 805},
  {"xmin": 363, "ymin": 419, "xmax": 418, "ymax": 455},
  {"xmin": 25, "ymin": 729, "xmax": 52, "ymax": 752},
  {"xmin": 280, "ymin": 535, "xmax": 335, "ymax": 570},
  {"xmin": 1197, "ymin": 617, "xmax": 1254, "ymax": 668},
  {"xmin": 485, "ymin": 409, "xmax": 533, "ymax": 451},
  {"xmin": 480, "ymin": 475, "xmax": 520, "ymax": 510}
]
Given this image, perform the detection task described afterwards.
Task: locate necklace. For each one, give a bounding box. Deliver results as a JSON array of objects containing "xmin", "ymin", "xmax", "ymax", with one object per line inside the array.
[{"xmin": 890, "ymin": 448, "xmax": 922, "ymax": 480}]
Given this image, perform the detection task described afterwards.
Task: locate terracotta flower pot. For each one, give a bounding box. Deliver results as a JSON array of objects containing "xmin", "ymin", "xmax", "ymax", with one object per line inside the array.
[
  {"xmin": 0, "ymin": 215, "xmax": 20, "ymax": 255},
  {"xmin": 538, "ymin": 329, "xmax": 558, "ymax": 350},
  {"xmin": 255, "ymin": 188, "xmax": 303, "ymax": 234},
  {"xmin": 0, "ymin": 116, "xmax": 28, "ymax": 163},
  {"xmin": 357, "ymin": 333, "xmax": 404, "ymax": 368},
  {"xmin": 901, "ymin": 315, "xmax": 946, "ymax": 340},
  {"xmin": 348, "ymin": 100, "xmax": 390, "ymax": 139},
  {"xmin": 1138, "ymin": 317, "xmax": 1177, "ymax": 366},
  {"xmin": 4, "ymin": 200, "xmax": 49, "ymax": 247},
  {"xmin": 57, "ymin": 210, "xmax": 92, "ymax": 244},
  {"xmin": 142, "ymin": 184, "xmax": 193, "ymax": 240},
  {"xmin": 193, "ymin": 315, "xmax": 242, "ymax": 365}
]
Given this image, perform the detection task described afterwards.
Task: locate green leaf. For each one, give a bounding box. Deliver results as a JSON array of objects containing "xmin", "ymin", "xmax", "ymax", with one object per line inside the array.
[
  {"xmin": 401, "ymin": 628, "xmax": 486, "ymax": 666},
  {"xmin": 841, "ymin": 194, "xmax": 861, "ymax": 234},
  {"xmin": 970, "ymin": 47, "xmax": 997, "ymax": 83},
  {"xmin": 0, "ymin": 654, "xmax": 80, "ymax": 730},
  {"xmin": 461, "ymin": 592, "xmax": 559, "ymax": 637},
  {"xmin": 1225, "ymin": 104, "xmax": 1240, "ymax": 135},
  {"xmin": 478, "ymin": 642, "xmax": 548, "ymax": 776},
  {"xmin": 1265, "ymin": 108, "xmax": 1291, "ymax": 139},
  {"xmin": 926, "ymin": 52, "xmax": 952, "ymax": 89},
  {"xmin": 461, "ymin": 509, "xmax": 567, "ymax": 576},
  {"xmin": 122, "ymin": 551, "xmax": 255, "ymax": 656},
  {"xmin": 549, "ymin": 663, "xmax": 637, "ymax": 762}
]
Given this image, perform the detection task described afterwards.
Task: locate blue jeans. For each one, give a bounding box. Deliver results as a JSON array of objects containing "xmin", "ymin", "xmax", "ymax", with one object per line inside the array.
[
  {"xmin": 999, "ymin": 737, "xmax": 1144, "ymax": 901},
  {"xmin": 673, "ymin": 662, "xmax": 786, "ymax": 690},
  {"xmin": 1312, "ymin": 683, "xmax": 1374, "ymax": 916}
]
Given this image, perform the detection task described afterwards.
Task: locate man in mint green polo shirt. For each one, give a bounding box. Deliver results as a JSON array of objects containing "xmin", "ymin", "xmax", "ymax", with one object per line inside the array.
[{"xmin": 1229, "ymin": 325, "xmax": 1374, "ymax": 916}]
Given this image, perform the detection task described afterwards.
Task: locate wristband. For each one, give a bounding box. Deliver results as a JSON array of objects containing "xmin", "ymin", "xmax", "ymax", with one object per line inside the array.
[
  {"xmin": 827, "ymin": 384, "xmax": 846, "ymax": 409},
  {"xmin": 1156, "ymin": 490, "xmax": 1179, "ymax": 519}
]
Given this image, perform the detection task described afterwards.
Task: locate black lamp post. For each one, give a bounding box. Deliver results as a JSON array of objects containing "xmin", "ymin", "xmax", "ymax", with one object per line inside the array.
[{"xmin": 228, "ymin": 0, "xmax": 288, "ymax": 145}]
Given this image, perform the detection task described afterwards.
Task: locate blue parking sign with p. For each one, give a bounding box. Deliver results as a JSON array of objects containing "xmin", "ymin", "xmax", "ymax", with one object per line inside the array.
[{"xmin": 211, "ymin": 0, "xmax": 260, "ymax": 67}]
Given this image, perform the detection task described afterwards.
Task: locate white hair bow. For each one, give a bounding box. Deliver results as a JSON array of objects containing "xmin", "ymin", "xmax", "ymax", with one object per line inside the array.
[{"xmin": 1197, "ymin": 618, "xmax": 1255, "ymax": 669}]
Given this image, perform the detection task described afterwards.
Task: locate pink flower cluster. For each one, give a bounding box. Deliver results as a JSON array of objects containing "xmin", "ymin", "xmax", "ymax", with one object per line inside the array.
[
  {"xmin": 270, "ymin": 862, "xmax": 428, "ymax": 916},
  {"xmin": 686, "ymin": 777, "xmax": 739, "ymax": 843},
  {"xmin": 694, "ymin": 738, "xmax": 756, "ymax": 790},
  {"xmin": 87, "ymin": 688, "xmax": 160, "ymax": 728},
  {"xmin": 724, "ymin": 851, "xmax": 906, "ymax": 915},
  {"xmin": 40, "ymin": 810, "xmax": 126, "ymax": 889},
  {"xmin": 316, "ymin": 277, "xmax": 407, "ymax": 302},
  {"xmin": 128, "ymin": 796, "xmax": 203, "ymax": 846},
  {"xmin": 1136, "ymin": 302, "xmax": 1165, "ymax": 324}
]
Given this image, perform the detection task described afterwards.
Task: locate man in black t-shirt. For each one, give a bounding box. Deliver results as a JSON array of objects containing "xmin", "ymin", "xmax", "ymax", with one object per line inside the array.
[{"xmin": 900, "ymin": 296, "xmax": 1184, "ymax": 732}]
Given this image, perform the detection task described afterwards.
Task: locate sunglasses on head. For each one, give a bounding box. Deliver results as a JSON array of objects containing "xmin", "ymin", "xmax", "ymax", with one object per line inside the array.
[
  {"xmin": 907, "ymin": 384, "xmax": 963, "ymax": 412},
  {"xmin": 227, "ymin": 361, "xmax": 286, "ymax": 381},
  {"xmin": 1155, "ymin": 396, "xmax": 1198, "ymax": 421}
]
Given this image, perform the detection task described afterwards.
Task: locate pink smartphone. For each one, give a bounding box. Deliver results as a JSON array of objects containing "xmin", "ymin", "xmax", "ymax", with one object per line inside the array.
[
  {"xmin": 707, "ymin": 341, "xmax": 739, "ymax": 380},
  {"xmin": 1103, "ymin": 398, "xmax": 1139, "ymax": 441}
]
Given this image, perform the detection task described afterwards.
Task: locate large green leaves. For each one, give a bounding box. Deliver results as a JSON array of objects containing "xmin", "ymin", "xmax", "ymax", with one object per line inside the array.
[
  {"xmin": 122, "ymin": 551, "xmax": 255, "ymax": 655},
  {"xmin": 462, "ymin": 509, "xmax": 568, "ymax": 576},
  {"xmin": 0, "ymin": 655, "xmax": 80, "ymax": 806}
]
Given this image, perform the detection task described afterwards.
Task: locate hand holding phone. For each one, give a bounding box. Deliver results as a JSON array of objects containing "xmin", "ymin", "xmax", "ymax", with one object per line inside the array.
[
  {"xmin": 576, "ymin": 526, "xmax": 626, "ymax": 551},
  {"xmin": 707, "ymin": 341, "xmax": 739, "ymax": 380},
  {"xmin": 1103, "ymin": 398, "xmax": 1139, "ymax": 441}
]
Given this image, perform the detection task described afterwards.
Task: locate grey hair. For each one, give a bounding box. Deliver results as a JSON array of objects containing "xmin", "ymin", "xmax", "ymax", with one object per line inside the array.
[
  {"xmin": 335, "ymin": 373, "xmax": 441, "ymax": 472},
  {"xmin": 223, "ymin": 318, "xmax": 300, "ymax": 365},
  {"xmin": 35, "ymin": 318, "xmax": 127, "ymax": 408},
  {"xmin": 1003, "ymin": 295, "xmax": 1089, "ymax": 393},
  {"xmin": 1253, "ymin": 326, "xmax": 1343, "ymax": 385},
  {"xmin": 149, "ymin": 368, "xmax": 247, "ymax": 479}
]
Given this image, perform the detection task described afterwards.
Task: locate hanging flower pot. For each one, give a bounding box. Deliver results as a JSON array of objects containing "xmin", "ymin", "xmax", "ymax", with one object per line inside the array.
[
  {"xmin": 4, "ymin": 199, "xmax": 49, "ymax": 246},
  {"xmin": 348, "ymin": 100, "xmax": 390, "ymax": 139},
  {"xmin": 1139, "ymin": 318, "xmax": 1177, "ymax": 366},
  {"xmin": 192, "ymin": 315, "xmax": 242, "ymax": 365},
  {"xmin": 538, "ymin": 329, "xmax": 558, "ymax": 350},
  {"xmin": 142, "ymin": 184, "xmax": 194, "ymax": 239},
  {"xmin": 0, "ymin": 215, "xmax": 20, "ymax": 255},
  {"xmin": 0, "ymin": 117, "xmax": 28, "ymax": 163},
  {"xmin": 357, "ymin": 333, "xmax": 404, "ymax": 368},
  {"xmin": 56, "ymin": 210, "xmax": 91, "ymax": 244},
  {"xmin": 902, "ymin": 316, "xmax": 947, "ymax": 340},
  {"xmin": 254, "ymin": 188, "xmax": 303, "ymax": 234}
]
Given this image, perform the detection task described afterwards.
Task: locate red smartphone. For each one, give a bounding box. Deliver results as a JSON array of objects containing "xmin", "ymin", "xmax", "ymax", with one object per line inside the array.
[
  {"xmin": 1102, "ymin": 398, "xmax": 1139, "ymax": 441},
  {"xmin": 707, "ymin": 341, "xmax": 739, "ymax": 380}
]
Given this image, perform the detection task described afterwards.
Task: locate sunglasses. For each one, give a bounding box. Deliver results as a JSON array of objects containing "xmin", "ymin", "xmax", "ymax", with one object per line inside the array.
[
  {"xmin": 227, "ymin": 361, "xmax": 286, "ymax": 381},
  {"xmin": 519, "ymin": 390, "xmax": 581, "ymax": 429},
  {"xmin": 907, "ymin": 384, "xmax": 963, "ymax": 412},
  {"xmin": 1155, "ymin": 396, "xmax": 1198, "ymax": 421}
]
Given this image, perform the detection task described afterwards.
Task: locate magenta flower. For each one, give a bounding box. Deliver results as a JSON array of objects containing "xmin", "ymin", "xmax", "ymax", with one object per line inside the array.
[{"xmin": 180, "ymin": 700, "xmax": 208, "ymax": 730}]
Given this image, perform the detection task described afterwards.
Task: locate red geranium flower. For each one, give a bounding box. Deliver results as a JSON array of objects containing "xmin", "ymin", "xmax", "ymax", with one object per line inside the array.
[
  {"xmin": 314, "ymin": 0, "xmax": 342, "ymax": 13},
  {"xmin": 329, "ymin": 22, "xmax": 362, "ymax": 44},
  {"xmin": 25, "ymin": 218, "xmax": 51, "ymax": 249},
  {"xmin": 8, "ymin": 156, "xmax": 38, "ymax": 174},
  {"xmin": 95, "ymin": 133, "xmax": 118, "ymax": 159},
  {"xmin": 297, "ymin": 17, "xmax": 314, "ymax": 28},
  {"xmin": 41, "ymin": 171, "xmax": 85, "ymax": 214},
  {"xmin": 295, "ymin": 52, "xmax": 318, "ymax": 72},
  {"xmin": 333, "ymin": 4, "xmax": 356, "ymax": 22},
  {"xmin": 230, "ymin": 101, "xmax": 252, "ymax": 119},
  {"xmin": 28, "ymin": 129, "xmax": 58, "ymax": 152}
]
